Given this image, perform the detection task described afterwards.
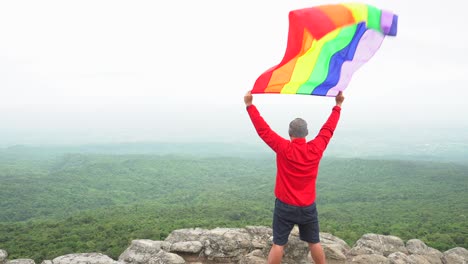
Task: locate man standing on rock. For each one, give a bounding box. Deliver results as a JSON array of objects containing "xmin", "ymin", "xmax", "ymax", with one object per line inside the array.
[{"xmin": 244, "ymin": 90, "xmax": 345, "ymax": 264}]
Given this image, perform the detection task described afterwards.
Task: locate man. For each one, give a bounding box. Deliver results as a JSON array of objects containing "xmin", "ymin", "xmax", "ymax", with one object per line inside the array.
[{"xmin": 244, "ymin": 90, "xmax": 344, "ymax": 264}]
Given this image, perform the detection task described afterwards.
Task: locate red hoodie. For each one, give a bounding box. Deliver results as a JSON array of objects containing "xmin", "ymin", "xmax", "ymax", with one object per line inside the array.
[{"xmin": 247, "ymin": 105, "xmax": 341, "ymax": 206}]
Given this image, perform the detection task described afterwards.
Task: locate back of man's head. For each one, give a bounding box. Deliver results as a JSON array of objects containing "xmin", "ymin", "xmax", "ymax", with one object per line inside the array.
[{"xmin": 289, "ymin": 118, "xmax": 308, "ymax": 138}]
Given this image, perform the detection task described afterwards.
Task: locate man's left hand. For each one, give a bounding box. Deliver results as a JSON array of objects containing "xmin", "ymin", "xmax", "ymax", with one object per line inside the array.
[{"xmin": 244, "ymin": 90, "xmax": 253, "ymax": 107}]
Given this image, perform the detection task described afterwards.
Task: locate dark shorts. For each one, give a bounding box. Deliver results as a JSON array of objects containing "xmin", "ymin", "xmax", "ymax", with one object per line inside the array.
[{"xmin": 272, "ymin": 198, "xmax": 320, "ymax": 245}]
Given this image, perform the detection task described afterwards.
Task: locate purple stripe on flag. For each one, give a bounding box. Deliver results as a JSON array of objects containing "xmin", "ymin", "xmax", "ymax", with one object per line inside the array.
[
  {"xmin": 380, "ymin": 10, "xmax": 394, "ymax": 35},
  {"xmin": 326, "ymin": 30, "xmax": 385, "ymax": 97},
  {"xmin": 389, "ymin": 15, "xmax": 398, "ymax": 36}
]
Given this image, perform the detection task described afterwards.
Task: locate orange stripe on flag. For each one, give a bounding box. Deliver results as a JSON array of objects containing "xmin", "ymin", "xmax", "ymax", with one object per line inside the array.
[
  {"xmin": 317, "ymin": 5, "xmax": 355, "ymax": 29},
  {"xmin": 265, "ymin": 29, "xmax": 314, "ymax": 93}
]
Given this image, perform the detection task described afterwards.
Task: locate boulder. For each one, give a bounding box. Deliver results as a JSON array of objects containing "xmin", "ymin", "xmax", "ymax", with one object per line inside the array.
[
  {"xmin": 119, "ymin": 240, "xmax": 171, "ymax": 264},
  {"xmin": 50, "ymin": 253, "xmax": 116, "ymax": 264},
  {"xmin": 321, "ymin": 233, "xmax": 351, "ymax": 249},
  {"xmin": 406, "ymin": 239, "xmax": 443, "ymax": 264},
  {"xmin": 239, "ymin": 250, "xmax": 266, "ymax": 264},
  {"xmin": 201, "ymin": 228, "xmax": 253, "ymax": 262},
  {"xmin": 6, "ymin": 260, "xmax": 35, "ymax": 264},
  {"xmin": 147, "ymin": 251, "xmax": 185, "ymax": 264},
  {"xmin": 407, "ymin": 255, "xmax": 432, "ymax": 264},
  {"xmin": 276, "ymin": 226, "xmax": 309, "ymax": 263},
  {"xmin": 388, "ymin": 252, "xmax": 414, "ymax": 264},
  {"xmin": 165, "ymin": 228, "xmax": 207, "ymax": 243},
  {"xmin": 442, "ymin": 247, "xmax": 468, "ymax": 264},
  {"xmin": 348, "ymin": 234, "xmax": 408, "ymax": 257},
  {"xmin": 245, "ymin": 226, "xmax": 273, "ymax": 250},
  {"xmin": 346, "ymin": 254, "xmax": 390, "ymax": 263},
  {"xmin": 170, "ymin": 241, "xmax": 203, "ymax": 254},
  {"xmin": 321, "ymin": 233, "xmax": 351, "ymax": 264},
  {"xmin": 165, "ymin": 227, "xmax": 258, "ymax": 263},
  {"xmin": 0, "ymin": 250, "xmax": 7, "ymax": 264},
  {"xmin": 323, "ymin": 243, "xmax": 348, "ymax": 264}
]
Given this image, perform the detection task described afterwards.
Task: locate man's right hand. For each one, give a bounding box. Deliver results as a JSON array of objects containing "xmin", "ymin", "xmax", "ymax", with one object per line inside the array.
[{"xmin": 335, "ymin": 91, "xmax": 345, "ymax": 107}]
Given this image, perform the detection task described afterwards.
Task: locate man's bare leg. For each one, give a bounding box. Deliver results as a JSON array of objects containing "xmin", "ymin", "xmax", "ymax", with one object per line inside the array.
[
  {"xmin": 309, "ymin": 242, "xmax": 326, "ymax": 264},
  {"xmin": 268, "ymin": 243, "xmax": 285, "ymax": 264}
]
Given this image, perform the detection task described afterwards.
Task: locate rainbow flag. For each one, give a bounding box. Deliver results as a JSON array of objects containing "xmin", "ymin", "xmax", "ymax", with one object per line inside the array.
[{"xmin": 252, "ymin": 3, "xmax": 398, "ymax": 96}]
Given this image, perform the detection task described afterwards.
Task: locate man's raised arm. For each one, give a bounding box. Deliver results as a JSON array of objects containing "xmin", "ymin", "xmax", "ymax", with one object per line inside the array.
[
  {"xmin": 245, "ymin": 90, "xmax": 285, "ymax": 152},
  {"xmin": 308, "ymin": 92, "xmax": 345, "ymax": 154}
]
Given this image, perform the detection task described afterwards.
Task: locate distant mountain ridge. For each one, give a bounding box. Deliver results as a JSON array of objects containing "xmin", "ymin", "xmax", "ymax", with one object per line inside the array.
[{"xmin": 1, "ymin": 141, "xmax": 467, "ymax": 163}]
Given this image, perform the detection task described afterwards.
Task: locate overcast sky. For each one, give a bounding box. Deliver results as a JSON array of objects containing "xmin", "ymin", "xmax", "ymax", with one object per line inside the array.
[{"xmin": 0, "ymin": 0, "xmax": 467, "ymax": 146}]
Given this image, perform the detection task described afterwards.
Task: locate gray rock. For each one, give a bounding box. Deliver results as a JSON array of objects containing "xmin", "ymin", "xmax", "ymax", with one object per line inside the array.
[
  {"xmin": 420, "ymin": 253, "xmax": 444, "ymax": 264},
  {"xmin": 165, "ymin": 227, "xmax": 268, "ymax": 263},
  {"xmin": 407, "ymin": 240, "xmax": 431, "ymax": 255},
  {"xmin": 323, "ymin": 243, "xmax": 348, "ymax": 263},
  {"xmin": 321, "ymin": 233, "xmax": 351, "ymax": 250},
  {"xmin": 201, "ymin": 228, "xmax": 253, "ymax": 262},
  {"xmin": 245, "ymin": 226, "xmax": 273, "ymax": 250},
  {"xmin": 238, "ymin": 255, "xmax": 266, "ymax": 264},
  {"xmin": 239, "ymin": 250, "xmax": 266, "ymax": 264},
  {"xmin": 349, "ymin": 234, "xmax": 408, "ymax": 257},
  {"xmin": 0, "ymin": 250, "xmax": 7, "ymax": 264},
  {"xmin": 148, "ymin": 251, "xmax": 185, "ymax": 264},
  {"xmin": 283, "ymin": 238, "xmax": 310, "ymax": 263},
  {"xmin": 388, "ymin": 252, "xmax": 414, "ymax": 264},
  {"xmin": 165, "ymin": 228, "xmax": 208, "ymax": 243},
  {"xmin": 40, "ymin": 261, "xmax": 53, "ymax": 264},
  {"xmin": 119, "ymin": 240, "xmax": 171, "ymax": 264},
  {"xmin": 346, "ymin": 254, "xmax": 390, "ymax": 263},
  {"xmin": 406, "ymin": 239, "xmax": 443, "ymax": 264},
  {"xmin": 170, "ymin": 241, "xmax": 203, "ymax": 254},
  {"xmin": 442, "ymin": 247, "xmax": 468, "ymax": 264},
  {"xmin": 6, "ymin": 260, "xmax": 35, "ymax": 264},
  {"xmin": 51, "ymin": 253, "xmax": 116, "ymax": 264},
  {"xmin": 321, "ymin": 233, "xmax": 351, "ymax": 264},
  {"xmin": 247, "ymin": 250, "xmax": 265, "ymax": 258},
  {"xmin": 408, "ymin": 255, "xmax": 432, "ymax": 264}
]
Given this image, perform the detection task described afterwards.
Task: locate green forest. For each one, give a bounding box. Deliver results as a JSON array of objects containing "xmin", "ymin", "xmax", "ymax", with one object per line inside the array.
[{"xmin": 0, "ymin": 150, "xmax": 467, "ymax": 263}]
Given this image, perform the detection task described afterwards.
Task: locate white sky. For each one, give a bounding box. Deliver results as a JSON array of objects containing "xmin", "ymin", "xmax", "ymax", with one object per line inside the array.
[{"xmin": 0, "ymin": 0, "xmax": 467, "ymax": 146}]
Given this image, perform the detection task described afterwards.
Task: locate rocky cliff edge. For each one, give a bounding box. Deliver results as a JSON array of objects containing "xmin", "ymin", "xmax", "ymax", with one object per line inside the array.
[{"xmin": 1, "ymin": 226, "xmax": 467, "ymax": 264}]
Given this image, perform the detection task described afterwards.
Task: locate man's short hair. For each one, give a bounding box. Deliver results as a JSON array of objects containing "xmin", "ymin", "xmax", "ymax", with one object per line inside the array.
[{"xmin": 289, "ymin": 118, "xmax": 308, "ymax": 138}]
